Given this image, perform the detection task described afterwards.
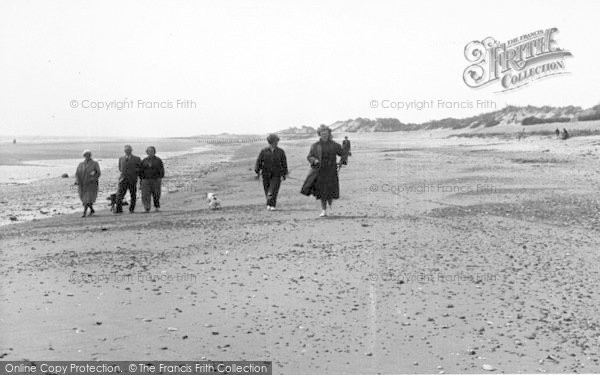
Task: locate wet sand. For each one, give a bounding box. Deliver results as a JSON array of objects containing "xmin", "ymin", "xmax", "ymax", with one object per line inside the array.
[{"xmin": 1, "ymin": 133, "xmax": 600, "ymax": 373}]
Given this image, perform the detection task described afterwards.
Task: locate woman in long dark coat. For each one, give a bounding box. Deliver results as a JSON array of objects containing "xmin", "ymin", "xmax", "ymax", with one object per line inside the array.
[
  {"xmin": 301, "ymin": 125, "xmax": 348, "ymax": 217},
  {"xmin": 75, "ymin": 149, "xmax": 101, "ymax": 217}
]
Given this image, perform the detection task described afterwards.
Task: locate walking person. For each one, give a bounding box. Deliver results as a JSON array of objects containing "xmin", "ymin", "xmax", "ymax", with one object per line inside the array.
[
  {"xmin": 75, "ymin": 150, "xmax": 101, "ymax": 217},
  {"xmin": 301, "ymin": 125, "xmax": 348, "ymax": 217},
  {"xmin": 341, "ymin": 135, "xmax": 352, "ymax": 165},
  {"xmin": 255, "ymin": 133, "xmax": 288, "ymax": 210},
  {"xmin": 115, "ymin": 145, "xmax": 141, "ymax": 214},
  {"xmin": 140, "ymin": 146, "xmax": 165, "ymax": 212}
]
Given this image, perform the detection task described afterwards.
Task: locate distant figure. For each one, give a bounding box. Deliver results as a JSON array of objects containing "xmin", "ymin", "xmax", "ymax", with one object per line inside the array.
[
  {"xmin": 555, "ymin": 128, "xmax": 560, "ymax": 138},
  {"xmin": 341, "ymin": 136, "xmax": 352, "ymax": 165},
  {"xmin": 140, "ymin": 146, "xmax": 164, "ymax": 213},
  {"xmin": 301, "ymin": 125, "xmax": 348, "ymax": 217},
  {"xmin": 75, "ymin": 150, "xmax": 101, "ymax": 217},
  {"xmin": 561, "ymin": 128, "xmax": 570, "ymax": 140},
  {"xmin": 116, "ymin": 145, "xmax": 141, "ymax": 214},
  {"xmin": 255, "ymin": 134, "xmax": 288, "ymax": 211},
  {"xmin": 12, "ymin": 139, "xmax": 16, "ymax": 144}
]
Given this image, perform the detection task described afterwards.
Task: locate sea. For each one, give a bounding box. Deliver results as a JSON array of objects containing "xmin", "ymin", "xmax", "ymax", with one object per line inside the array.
[{"xmin": 0, "ymin": 136, "xmax": 208, "ymax": 184}]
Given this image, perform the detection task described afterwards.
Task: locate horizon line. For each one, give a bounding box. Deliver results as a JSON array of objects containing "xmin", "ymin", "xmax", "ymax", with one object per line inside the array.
[{"xmin": 2, "ymin": 101, "xmax": 598, "ymax": 139}]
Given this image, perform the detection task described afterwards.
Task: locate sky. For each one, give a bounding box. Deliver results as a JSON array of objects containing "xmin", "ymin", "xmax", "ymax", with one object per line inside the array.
[{"xmin": 0, "ymin": 0, "xmax": 598, "ymax": 137}]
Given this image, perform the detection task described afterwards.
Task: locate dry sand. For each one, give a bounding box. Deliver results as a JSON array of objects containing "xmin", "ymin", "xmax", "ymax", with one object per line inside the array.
[{"xmin": 1, "ymin": 133, "xmax": 600, "ymax": 374}]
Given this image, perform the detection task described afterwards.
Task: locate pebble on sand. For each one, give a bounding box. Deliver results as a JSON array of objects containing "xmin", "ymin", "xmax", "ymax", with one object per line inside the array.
[{"xmin": 482, "ymin": 364, "xmax": 496, "ymax": 371}]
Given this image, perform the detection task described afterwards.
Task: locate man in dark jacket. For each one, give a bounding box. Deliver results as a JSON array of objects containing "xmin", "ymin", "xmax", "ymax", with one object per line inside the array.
[
  {"xmin": 255, "ymin": 134, "xmax": 288, "ymax": 210},
  {"xmin": 140, "ymin": 146, "xmax": 165, "ymax": 212},
  {"xmin": 115, "ymin": 145, "xmax": 142, "ymax": 213}
]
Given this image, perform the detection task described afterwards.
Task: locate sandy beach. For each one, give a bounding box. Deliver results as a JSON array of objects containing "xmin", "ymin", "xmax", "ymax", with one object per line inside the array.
[{"xmin": 1, "ymin": 132, "xmax": 600, "ymax": 373}]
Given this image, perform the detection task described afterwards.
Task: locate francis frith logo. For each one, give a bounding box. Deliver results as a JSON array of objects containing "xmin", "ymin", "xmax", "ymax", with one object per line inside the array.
[{"xmin": 463, "ymin": 27, "xmax": 573, "ymax": 92}]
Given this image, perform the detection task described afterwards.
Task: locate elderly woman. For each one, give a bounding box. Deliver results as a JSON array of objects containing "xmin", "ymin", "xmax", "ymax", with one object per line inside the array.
[
  {"xmin": 75, "ymin": 150, "xmax": 101, "ymax": 217},
  {"xmin": 301, "ymin": 125, "xmax": 348, "ymax": 217}
]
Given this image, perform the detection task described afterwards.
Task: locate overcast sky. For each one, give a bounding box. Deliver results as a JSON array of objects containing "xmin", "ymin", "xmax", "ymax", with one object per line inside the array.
[{"xmin": 0, "ymin": 0, "xmax": 598, "ymax": 137}]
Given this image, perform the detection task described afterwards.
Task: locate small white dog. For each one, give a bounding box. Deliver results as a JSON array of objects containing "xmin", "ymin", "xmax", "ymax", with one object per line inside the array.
[{"xmin": 207, "ymin": 192, "xmax": 222, "ymax": 210}]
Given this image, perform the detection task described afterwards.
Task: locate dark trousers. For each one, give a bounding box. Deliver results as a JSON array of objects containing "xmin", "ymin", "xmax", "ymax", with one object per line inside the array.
[
  {"xmin": 116, "ymin": 179, "xmax": 137, "ymax": 213},
  {"xmin": 262, "ymin": 175, "xmax": 281, "ymax": 207},
  {"xmin": 141, "ymin": 178, "xmax": 162, "ymax": 210}
]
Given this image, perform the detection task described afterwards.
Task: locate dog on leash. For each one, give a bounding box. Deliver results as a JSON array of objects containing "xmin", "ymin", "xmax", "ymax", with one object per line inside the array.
[
  {"xmin": 206, "ymin": 192, "xmax": 222, "ymax": 210},
  {"xmin": 107, "ymin": 193, "xmax": 129, "ymax": 212}
]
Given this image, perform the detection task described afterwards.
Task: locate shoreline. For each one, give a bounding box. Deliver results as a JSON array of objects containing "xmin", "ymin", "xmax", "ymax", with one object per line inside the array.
[
  {"xmin": 0, "ymin": 143, "xmax": 241, "ymax": 226},
  {"xmin": 0, "ymin": 145, "xmax": 212, "ymax": 185}
]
